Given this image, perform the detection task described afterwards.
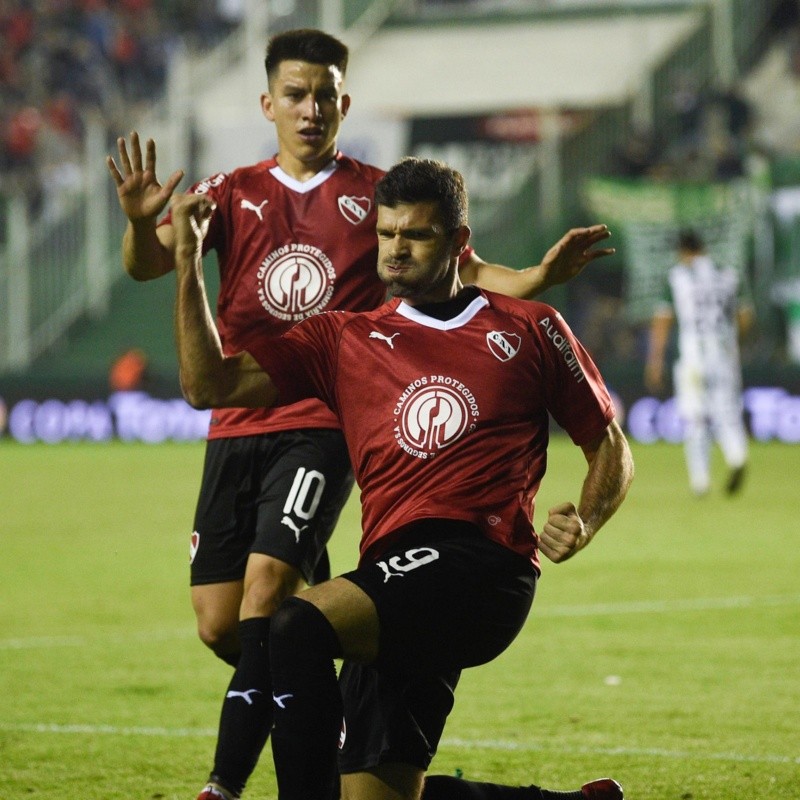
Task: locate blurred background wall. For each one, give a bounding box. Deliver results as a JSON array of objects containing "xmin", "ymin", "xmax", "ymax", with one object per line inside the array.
[{"xmin": 2, "ymin": 0, "xmax": 800, "ymax": 444}]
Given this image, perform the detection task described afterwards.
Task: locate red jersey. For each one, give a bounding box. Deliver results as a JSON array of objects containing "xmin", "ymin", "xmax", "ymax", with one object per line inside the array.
[
  {"xmin": 162, "ymin": 153, "xmax": 387, "ymax": 438},
  {"xmin": 247, "ymin": 290, "xmax": 615, "ymax": 571}
]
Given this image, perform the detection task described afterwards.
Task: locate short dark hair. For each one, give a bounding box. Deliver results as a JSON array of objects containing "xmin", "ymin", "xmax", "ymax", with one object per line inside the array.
[
  {"xmin": 375, "ymin": 157, "xmax": 468, "ymax": 232},
  {"xmin": 264, "ymin": 29, "xmax": 349, "ymax": 84},
  {"xmin": 677, "ymin": 228, "xmax": 704, "ymax": 253}
]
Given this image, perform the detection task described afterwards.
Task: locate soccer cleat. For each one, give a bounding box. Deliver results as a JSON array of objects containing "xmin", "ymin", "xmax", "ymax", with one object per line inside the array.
[
  {"xmin": 196, "ymin": 782, "xmax": 238, "ymax": 800},
  {"xmin": 724, "ymin": 465, "xmax": 746, "ymax": 495},
  {"xmin": 581, "ymin": 778, "xmax": 624, "ymax": 799}
]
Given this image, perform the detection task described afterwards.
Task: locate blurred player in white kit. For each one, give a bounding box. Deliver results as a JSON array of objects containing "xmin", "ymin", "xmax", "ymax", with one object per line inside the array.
[{"xmin": 646, "ymin": 229, "xmax": 754, "ymax": 496}]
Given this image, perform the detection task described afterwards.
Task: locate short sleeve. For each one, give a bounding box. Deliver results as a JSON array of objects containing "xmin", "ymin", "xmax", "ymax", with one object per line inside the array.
[
  {"xmin": 242, "ymin": 314, "xmax": 342, "ymax": 412},
  {"xmin": 535, "ymin": 309, "xmax": 615, "ymax": 445}
]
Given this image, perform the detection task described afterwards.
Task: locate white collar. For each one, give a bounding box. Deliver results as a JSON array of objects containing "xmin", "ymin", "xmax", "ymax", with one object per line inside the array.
[
  {"xmin": 395, "ymin": 293, "xmax": 489, "ymax": 330},
  {"xmin": 268, "ymin": 159, "xmax": 338, "ymax": 193}
]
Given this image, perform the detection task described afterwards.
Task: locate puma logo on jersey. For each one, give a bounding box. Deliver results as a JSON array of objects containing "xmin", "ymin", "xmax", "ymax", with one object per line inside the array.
[
  {"xmin": 241, "ymin": 198, "xmax": 269, "ymax": 220},
  {"xmin": 281, "ymin": 515, "xmax": 308, "ymax": 542},
  {"xmin": 369, "ymin": 331, "xmax": 400, "ymax": 349},
  {"xmin": 273, "ymin": 692, "xmax": 294, "ymax": 709},
  {"xmin": 226, "ymin": 689, "xmax": 261, "ymax": 705}
]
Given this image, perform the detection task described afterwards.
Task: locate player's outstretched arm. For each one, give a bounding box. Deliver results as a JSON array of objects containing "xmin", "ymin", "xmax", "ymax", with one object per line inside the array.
[
  {"xmin": 460, "ymin": 224, "xmax": 615, "ymax": 299},
  {"xmin": 538, "ymin": 419, "xmax": 633, "ymax": 564},
  {"xmin": 106, "ymin": 131, "xmax": 183, "ymax": 281},
  {"xmin": 171, "ymin": 193, "xmax": 277, "ymax": 411}
]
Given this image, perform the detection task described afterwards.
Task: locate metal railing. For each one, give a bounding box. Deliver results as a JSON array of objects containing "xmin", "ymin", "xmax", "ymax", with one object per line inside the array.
[{"xmin": 0, "ymin": 121, "xmax": 126, "ymax": 373}]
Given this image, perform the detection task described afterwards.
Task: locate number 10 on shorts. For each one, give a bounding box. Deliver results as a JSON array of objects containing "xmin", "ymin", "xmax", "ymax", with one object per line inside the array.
[{"xmin": 283, "ymin": 467, "xmax": 326, "ymax": 520}]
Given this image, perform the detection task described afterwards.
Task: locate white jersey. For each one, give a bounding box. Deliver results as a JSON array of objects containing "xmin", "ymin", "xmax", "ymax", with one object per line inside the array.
[
  {"xmin": 657, "ymin": 254, "xmax": 750, "ymax": 493},
  {"xmin": 664, "ymin": 255, "xmax": 744, "ymax": 373}
]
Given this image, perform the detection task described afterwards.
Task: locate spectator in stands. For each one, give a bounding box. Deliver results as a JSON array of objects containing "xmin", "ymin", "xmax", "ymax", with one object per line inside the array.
[
  {"xmin": 612, "ymin": 126, "xmax": 659, "ymax": 178},
  {"xmin": 0, "ymin": 0, "xmax": 241, "ymax": 227},
  {"xmin": 1, "ymin": 102, "xmax": 43, "ymax": 214}
]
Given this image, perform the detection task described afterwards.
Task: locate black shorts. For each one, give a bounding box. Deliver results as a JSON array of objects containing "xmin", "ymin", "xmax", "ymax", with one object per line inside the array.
[
  {"xmin": 337, "ymin": 520, "xmax": 537, "ymax": 773},
  {"xmin": 337, "ymin": 663, "xmax": 461, "ymax": 774},
  {"xmin": 190, "ymin": 429, "xmax": 355, "ymax": 586}
]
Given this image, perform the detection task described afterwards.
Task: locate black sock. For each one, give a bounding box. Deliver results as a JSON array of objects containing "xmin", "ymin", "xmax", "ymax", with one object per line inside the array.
[
  {"xmin": 423, "ymin": 775, "xmax": 538, "ymax": 799},
  {"xmin": 423, "ymin": 775, "xmax": 585, "ymax": 800},
  {"xmin": 269, "ymin": 597, "xmax": 342, "ymax": 800},
  {"xmin": 216, "ymin": 649, "xmax": 240, "ymax": 668},
  {"xmin": 210, "ymin": 617, "xmax": 273, "ymax": 796}
]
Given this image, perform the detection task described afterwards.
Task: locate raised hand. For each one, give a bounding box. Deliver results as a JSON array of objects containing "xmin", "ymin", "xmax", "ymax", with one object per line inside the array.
[
  {"xmin": 106, "ymin": 131, "xmax": 185, "ymax": 223},
  {"xmin": 538, "ymin": 225, "xmax": 615, "ymax": 288}
]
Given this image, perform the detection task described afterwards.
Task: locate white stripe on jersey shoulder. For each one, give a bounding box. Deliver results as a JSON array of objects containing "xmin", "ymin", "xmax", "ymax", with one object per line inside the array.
[
  {"xmin": 395, "ymin": 293, "xmax": 489, "ymax": 330},
  {"xmin": 268, "ymin": 160, "xmax": 338, "ymax": 193}
]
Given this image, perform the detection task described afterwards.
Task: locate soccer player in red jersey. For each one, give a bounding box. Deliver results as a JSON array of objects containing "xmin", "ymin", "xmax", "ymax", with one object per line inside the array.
[
  {"xmin": 107, "ymin": 28, "xmax": 618, "ymax": 800},
  {"xmin": 170, "ymin": 157, "xmax": 633, "ymax": 800}
]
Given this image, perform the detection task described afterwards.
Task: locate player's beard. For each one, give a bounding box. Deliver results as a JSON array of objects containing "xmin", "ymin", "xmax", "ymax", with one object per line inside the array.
[
  {"xmin": 378, "ymin": 260, "xmax": 415, "ymax": 297},
  {"xmin": 380, "ymin": 273, "xmax": 415, "ymax": 298}
]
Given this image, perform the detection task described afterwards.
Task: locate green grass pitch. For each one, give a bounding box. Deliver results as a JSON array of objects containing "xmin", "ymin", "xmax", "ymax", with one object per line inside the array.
[{"xmin": 1, "ymin": 438, "xmax": 798, "ymax": 799}]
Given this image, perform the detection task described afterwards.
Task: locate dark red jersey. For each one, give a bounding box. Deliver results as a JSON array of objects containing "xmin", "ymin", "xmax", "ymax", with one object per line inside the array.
[
  {"xmin": 247, "ymin": 290, "xmax": 615, "ymax": 570},
  {"xmin": 162, "ymin": 153, "xmax": 387, "ymax": 438}
]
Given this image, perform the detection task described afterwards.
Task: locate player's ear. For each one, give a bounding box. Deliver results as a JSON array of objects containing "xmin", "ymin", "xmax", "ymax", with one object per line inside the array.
[
  {"xmin": 261, "ymin": 92, "xmax": 275, "ymax": 122},
  {"xmin": 341, "ymin": 93, "xmax": 351, "ymax": 118},
  {"xmin": 453, "ymin": 225, "xmax": 471, "ymax": 256}
]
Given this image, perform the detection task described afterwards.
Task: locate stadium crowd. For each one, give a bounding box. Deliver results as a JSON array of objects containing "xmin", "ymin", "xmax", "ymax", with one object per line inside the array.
[{"xmin": 0, "ymin": 0, "xmax": 242, "ymax": 226}]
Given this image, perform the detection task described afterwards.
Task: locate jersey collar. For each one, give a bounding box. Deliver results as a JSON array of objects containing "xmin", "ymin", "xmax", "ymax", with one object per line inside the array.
[
  {"xmin": 268, "ymin": 158, "xmax": 338, "ymax": 193},
  {"xmin": 395, "ymin": 291, "xmax": 489, "ymax": 330}
]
